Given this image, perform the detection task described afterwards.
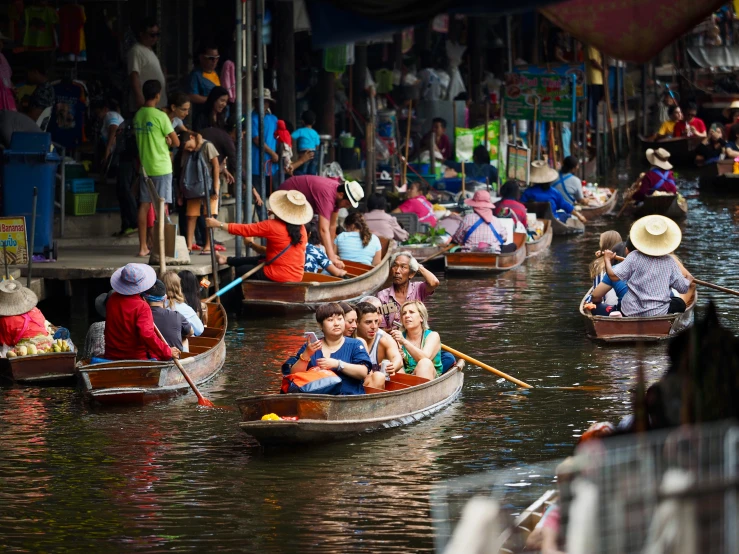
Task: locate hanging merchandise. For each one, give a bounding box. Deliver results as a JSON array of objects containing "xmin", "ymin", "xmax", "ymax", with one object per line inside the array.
[
  {"xmin": 262, "ymin": 9, "xmax": 272, "ymax": 45},
  {"xmin": 446, "ymin": 41, "xmax": 467, "ymax": 101},
  {"xmin": 23, "ymin": 4, "xmax": 58, "ymax": 49},
  {"xmin": 432, "ymin": 14, "xmax": 449, "ymax": 34},
  {"xmin": 57, "ymin": 3, "xmax": 87, "ymax": 61},
  {"xmin": 323, "ymin": 46, "xmax": 347, "ymax": 73},
  {"xmin": 48, "ymin": 81, "xmax": 87, "ymax": 151},
  {"xmin": 401, "ymin": 27, "xmax": 414, "ymax": 54},
  {"xmin": 455, "ymin": 122, "xmax": 500, "ymax": 167},
  {"xmin": 375, "ymin": 69, "xmax": 394, "ymax": 94}
]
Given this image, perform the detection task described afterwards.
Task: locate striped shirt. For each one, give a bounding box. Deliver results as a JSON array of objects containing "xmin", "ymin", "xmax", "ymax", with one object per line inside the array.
[
  {"xmin": 335, "ymin": 231, "xmax": 381, "ymax": 265},
  {"xmin": 452, "ymin": 213, "xmax": 508, "ymax": 252},
  {"xmin": 612, "ymin": 252, "xmax": 690, "ymax": 316}
]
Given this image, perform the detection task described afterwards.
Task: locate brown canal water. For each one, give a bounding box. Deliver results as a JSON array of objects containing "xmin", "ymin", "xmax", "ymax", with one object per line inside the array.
[{"xmin": 2, "ymin": 169, "xmax": 739, "ymax": 553}]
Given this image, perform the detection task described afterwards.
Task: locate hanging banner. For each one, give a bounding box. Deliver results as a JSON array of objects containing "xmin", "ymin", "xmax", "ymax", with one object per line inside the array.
[
  {"xmin": 503, "ymin": 72, "xmax": 577, "ymax": 122},
  {"xmin": 514, "ymin": 63, "xmax": 586, "ymax": 99},
  {"xmin": 454, "ymin": 121, "xmax": 500, "ymax": 167},
  {"xmin": 0, "ymin": 217, "xmax": 29, "ymax": 266}
]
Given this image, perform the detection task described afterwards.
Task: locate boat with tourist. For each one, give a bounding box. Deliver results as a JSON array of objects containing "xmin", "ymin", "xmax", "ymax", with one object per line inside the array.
[
  {"xmin": 77, "ymin": 302, "xmax": 227, "ymax": 404},
  {"xmin": 523, "ymin": 201, "xmax": 585, "ymax": 236},
  {"xmin": 237, "ymin": 360, "xmax": 464, "ymax": 446},
  {"xmin": 638, "ymin": 135, "xmax": 700, "ymax": 167},
  {"xmin": 445, "ymin": 232, "xmax": 527, "ymax": 273},
  {"xmin": 698, "ymin": 159, "xmax": 739, "ymax": 193},
  {"xmin": 579, "ymin": 285, "xmax": 696, "ymax": 342},
  {"xmin": 241, "ymin": 248, "xmax": 393, "ymax": 312}
]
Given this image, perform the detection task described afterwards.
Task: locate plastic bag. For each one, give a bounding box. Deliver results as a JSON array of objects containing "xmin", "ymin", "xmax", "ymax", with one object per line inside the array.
[
  {"xmin": 322, "ymin": 161, "xmax": 344, "ymax": 180},
  {"xmin": 446, "ymin": 42, "xmax": 467, "ymax": 100}
]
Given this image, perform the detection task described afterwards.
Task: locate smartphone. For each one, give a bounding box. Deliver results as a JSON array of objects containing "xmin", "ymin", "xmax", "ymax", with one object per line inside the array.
[{"xmin": 304, "ymin": 332, "xmax": 321, "ymax": 343}]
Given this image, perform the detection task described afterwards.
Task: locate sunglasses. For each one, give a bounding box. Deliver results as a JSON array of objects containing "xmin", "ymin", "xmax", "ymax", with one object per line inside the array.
[{"xmin": 204, "ymin": 55, "xmax": 220, "ymax": 61}]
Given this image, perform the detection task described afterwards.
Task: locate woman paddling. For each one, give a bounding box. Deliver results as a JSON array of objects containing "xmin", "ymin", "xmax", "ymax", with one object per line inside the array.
[{"xmin": 206, "ymin": 190, "xmax": 312, "ymax": 282}]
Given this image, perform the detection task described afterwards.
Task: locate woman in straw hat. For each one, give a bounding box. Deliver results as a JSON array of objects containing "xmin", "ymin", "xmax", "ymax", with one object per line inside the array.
[
  {"xmin": 451, "ymin": 189, "xmax": 516, "ymax": 253},
  {"xmin": 104, "ymin": 263, "xmax": 174, "ymax": 361},
  {"xmin": 603, "ymin": 215, "xmax": 693, "ymax": 317},
  {"xmin": 633, "ymin": 148, "xmax": 677, "ymax": 203},
  {"xmin": 0, "ymin": 281, "xmax": 50, "ymax": 347},
  {"xmin": 206, "ymin": 189, "xmax": 312, "ymax": 282},
  {"xmin": 521, "ymin": 160, "xmax": 586, "ymax": 223}
]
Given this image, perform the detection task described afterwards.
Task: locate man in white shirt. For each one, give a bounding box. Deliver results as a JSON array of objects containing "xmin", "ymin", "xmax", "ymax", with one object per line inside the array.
[{"xmin": 128, "ymin": 18, "xmax": 167, "ymax": 111}]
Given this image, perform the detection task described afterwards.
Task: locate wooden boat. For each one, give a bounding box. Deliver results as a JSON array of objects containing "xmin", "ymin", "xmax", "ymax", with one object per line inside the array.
[
  {"xmin": 523, "ymin": 201, "xmax": 584, "ymax": 236},
  {"xmin": 698, "ymin": 160, "xmax": 739, "ymax": 193},
  {"xmin": 580, "ymin": 189, "xmax": 618, "ymax": 220},
  {"xmin": 497, "ymin": 490, "xmax": 558, "ymax": 553},
  {"xmin": 237, "ymin": 361, "xmax": 465, "ymax": 446},
  {"xmin": 241, "ymin": 247, "xmax": 393, "ymax": 311},
  {"xmin": 638, "ymin": 135, "xmax": 701, "ymax": 167},
  {"xmin": 76, "ymin": 302, "xmax": 226, "ymax": 404},
  {"xmin": 579, "ymin": 285, "xmax": 696, "ymax": 343},
  {"xmin": 398, "ymin": 243, "xmax": 448, "ymax": 270},
  {"xmin": 633, "ymin": 193, "xmax": 687, "ymax": 220},
  {"xmin": 525, "ymin": 219, "xmax": 553, "ymax": 258},
  {"xmin": 0, "ymin": 350, "xmax": 77, "ymax": 385},
  {"xmin": 444, "ymin": 232, "xmax": 527, "ymax": 273}
]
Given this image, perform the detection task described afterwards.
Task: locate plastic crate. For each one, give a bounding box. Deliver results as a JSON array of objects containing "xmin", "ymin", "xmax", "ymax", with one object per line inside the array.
[
  {"xmin": 65, "ymin": 192, "xmax": 98, "ymax": 216},
  {"xmin": 66, "ymin": 178, "xmax": 95, "ymax": 193}
]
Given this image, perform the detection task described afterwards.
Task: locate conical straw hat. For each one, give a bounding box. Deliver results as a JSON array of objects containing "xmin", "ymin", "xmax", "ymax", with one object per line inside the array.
[
  {"xmin": 0, "ymin": 280, "xmax": 38, "ymax": 316},
  {"xmin": 269, "ymin": 190, "xmax": 314, "ymax": 225},
  {"xmin": 529, "ymin": 160, "xmax": 559, "ymax": 184}
]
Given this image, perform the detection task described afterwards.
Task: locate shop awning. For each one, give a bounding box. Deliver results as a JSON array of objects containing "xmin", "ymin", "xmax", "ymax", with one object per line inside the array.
[{"xmin": 306, "ymin": 0, "xmax": 726, "ymax": 63}]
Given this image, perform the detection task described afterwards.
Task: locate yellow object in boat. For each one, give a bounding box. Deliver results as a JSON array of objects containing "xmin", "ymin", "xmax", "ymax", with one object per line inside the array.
[{"xmin": 261, "ymin": 413, "xmax": 282, "ymax": 421}]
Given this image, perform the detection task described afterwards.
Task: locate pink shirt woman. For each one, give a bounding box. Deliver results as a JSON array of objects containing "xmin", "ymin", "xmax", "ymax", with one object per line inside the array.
[{"xmin": 393, "ymin": 181, "xmax": 437, "ymax": 226}]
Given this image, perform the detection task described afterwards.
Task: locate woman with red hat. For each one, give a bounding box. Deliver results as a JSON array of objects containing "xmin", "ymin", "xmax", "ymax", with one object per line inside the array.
[{"xmin": 452, "ymin": 190, "xmax": 517, "ymax": 253}]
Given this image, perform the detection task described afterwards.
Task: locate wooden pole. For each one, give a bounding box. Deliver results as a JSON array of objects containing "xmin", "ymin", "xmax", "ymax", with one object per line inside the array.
[
  {"xmin": 601, "ymin": 54, "xmax": 617, "ymax": 159},
  {"xmin": 27, "ymin": 187, "xmax": 37, "ymax": 287},
  {"xmin": 484, "ymin": 101, "xmax": 490, "ymax": 148},
  {"xmin": 623, "ymin": 69, "xmax": 632, "ymax": 150},
  {"xmin": 158, "ymin": 198, "xmax": 166, "ymax": 276},
  {"xmin": 461, "ymin": 160, "xmax": 466, "ymax": 195},
  {"xmin": 403, "ymin": 100, "xmax": 413, "ymax": 185}
]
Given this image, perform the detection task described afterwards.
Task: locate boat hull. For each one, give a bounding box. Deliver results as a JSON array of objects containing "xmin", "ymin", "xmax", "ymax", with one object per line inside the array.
[
  {"xmin": 633, "ymin": 194, "xmax": 687, "ymax": 220},
  {"xmin": 0, "ymin": 351, "xmax": 77, "ymax": 385},
  {"xmin": 445, "ymin": 233, "xmax": 527, "ymax": 273},
  {"xmin": 580, "ymin": 189, "xmax": 618, "ymax": 220},
  {"xmin": 525, "ymin": 220, "xmax": 553, "ymax": 258},
  {"xmin": 397, "ymin": 244, "xmax": 447, "ymax": 270},
  {"xmin": 77, "ymin": 303, "xmax": 227, "ymax": 404},
  {"xmin": 698, "ymin": 160, "xmax": 739, "ymax": 193},
  {"xmin": 524, "ymin": 201, "xmax": 584, "ymax": 235},
  {"xmin": 579, "ymin": 287, "xmax": 696, "ymax": 343},
  {"xmin": 639, "ymin": 135, "xmax": 700, "ymax": 167},
  {"xmin": 242, "ymin": 248, "xmax": 394, "ymax": 311},
  {"xmin": 237, "ymin": 366, "xmax": 464, "ymax": 446}
]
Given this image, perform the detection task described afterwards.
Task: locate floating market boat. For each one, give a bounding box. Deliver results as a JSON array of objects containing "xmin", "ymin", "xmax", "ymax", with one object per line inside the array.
[
  {"xmin": 580, "ymin": 189, "xmax": 619, "ymax": 220},
  {"xmin": 444, "ymin": 233, "xmax": 527, "ymax": 273},
  {"xmin": 0, "ymin": 345, "xmax": 77, "ymax": 385},
  {"xmin": 633, "ymin": 193, "xmax": 688, "ymax": 220},
  {"xmin": 237, "ymin": 361, "xmax": 464, "ymax": 446},
  {"xmin": 698, "ymin": 160, "xmax": 739, "ymax": 193},
  {"xmin": 638, "ymin": 135, "xmax": 701, "ymax": 167},
  {"xmin": 523, "ymin": 201, "xmax": 585, "ymax": 236},
  {"xmin": 579, "ymin": 286, "xmax": 696, "ymax": 342},
  {"xmin": 241, "ymin": 247, "xmax": 393, "ymax": 312},
  {"xmin": 497, "ymin": 490, "xmax": 558, "ymax": 552},
  {"xmin": 525, "ymin": 220, "xmax": 553, "ymax": 258},
  {"xmin": 77, "ymin": 302, "xmax": 226, "ymax": 404},
  {"xmin": 397, "ymin": 243, "xmax": 449, "ymax": 270}
]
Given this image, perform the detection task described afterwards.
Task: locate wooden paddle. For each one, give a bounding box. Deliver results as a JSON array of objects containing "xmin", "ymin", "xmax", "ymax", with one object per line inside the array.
[
  {"xmin": 442, "ymin": 344, "xmax": 603, "ymax": 391},
  {"xmin": 205, "ymin": 262, "xmax": 266, "ymax": 303},
  {"xmin": 419, "ymin": 243, "xmax": 455, "ymax": 264},
  {"xmin": 153, "ymin": 325, "xmax": 215, "ymax": 408},
  {"xmin": 597, "ymin": 253, "xmax": 739, "ymax": 297}
]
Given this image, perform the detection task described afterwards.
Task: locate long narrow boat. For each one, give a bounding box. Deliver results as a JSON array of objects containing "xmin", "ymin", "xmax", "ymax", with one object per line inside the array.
[
  {"xmin": 0, "ymin": 350, "xmax": 77, "ymax": 385},
  {"xmin": 633, "ymin": 193, "xmax": 687, "ymax": 220},
  {"xmin": 580, "ymin": 189, "xmax": 618, "ymax": 220},
  {"xmin": 444, "ymin": 232, "xmax": 527, "ymax": 273},
  {"xmin": 77, "ymin": 302, "xmax": 226, "ymax": 404},
  {"xmin": 237, "ymin": 361, "xmax": 464, "ymax": 446},
  {"xmin": 638, "ymin": 135, "xmax": 700, "ymax": 167},
  {"xmin": 398, "ymin": 243, "xmax": 448, "ymax": 270},
  {"xmin": 523, "ymin": 201, "xmax": 585, "ymax": 236},
  {"xmin": 241, "ymin": 247, "xmax": 393, "ymax": 311},
  {"xmin": 579, "ymin": 285, "xmax": 696, "ymax": 342},
  {"xmin": 497, "ymin": 490, "xmax": 558, "ymax": 552},
  {"xmin": 698, "ymin": 160, "xmax": 739, "ymax": 193},
  {"xmin": 525, "ymin": 220, "xmax": 553, "ymax": 258}
]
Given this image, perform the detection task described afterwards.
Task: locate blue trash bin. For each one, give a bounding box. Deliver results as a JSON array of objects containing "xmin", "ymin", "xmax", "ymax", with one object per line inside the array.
[{"xmin": 2, "ymin": 132, "xmax": 60, "ymax": 258}]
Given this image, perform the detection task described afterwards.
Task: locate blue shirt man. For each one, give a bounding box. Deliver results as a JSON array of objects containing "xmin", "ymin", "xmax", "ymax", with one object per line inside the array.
[
  {"xmin": 291, "ymin": 110, "xmax": 321, "ymax": 175},
  {"xmin": 251, "ymin": 108, "xmax": 278, "ymax": 177},
  {"xmin": 521, "ymin": 184, "xmax": 574, "ymax": 222}
]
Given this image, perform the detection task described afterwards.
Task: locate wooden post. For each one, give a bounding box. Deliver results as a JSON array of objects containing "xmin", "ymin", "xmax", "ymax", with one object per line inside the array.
[
  {"xmin": 484, "ymin": 101, "xmax": 490, "ymax": 147},
  {"xmin": 158, "ymin": 198, "xmax": 166, "ymax": 276},
  {"xmin": 403, "ymin": 100, "xmax": 412, "ymax": 186},
  {"xmin": 624, "ymin": 70, "xmax": 632, "ymax": 150},
  {"xmin": 461, "ymin": 160, "xmax": 466, "ymax": 195},
  {"xmin": 275, "ymin": 0, "xmax": 296, "ymax": 131},
  {"xmin": 600, "ymin": 53, "xmax": 617, "ymax": 159}
]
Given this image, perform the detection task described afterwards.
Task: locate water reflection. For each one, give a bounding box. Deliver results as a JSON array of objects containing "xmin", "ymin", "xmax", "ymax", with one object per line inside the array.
[{"xmin": 1, "ymin": 171, "xmax": 738, "ymax": 552}]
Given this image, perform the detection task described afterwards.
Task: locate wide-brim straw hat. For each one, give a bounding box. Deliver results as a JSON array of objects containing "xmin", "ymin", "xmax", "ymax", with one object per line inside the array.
[
  {"xmin": 0, "ymin": 280, "xmax": 38, "ymax": 316},
  {"xmin": 269, "ymin": 190, "xmax": 314, "ymax": 225},
  {"xmin": 646, "ymin": 147, "xmax": 673, "ymax": 170},
  {"xmin": 110, "ymin": 263, "xmax": 157, "ymax": 296},
  {"xmin": 344, "ymin": 180, "xmax": 364, "ymax": 208},
  {"xmin": 465, "ymin": 189, "xmax": 500, "ymax": 209},
  {"xmin": 529, "ymin": 160, "xmax": 559, "ymax": 184},
  {"xmin": 630, "ymin": 215, "xmax": 682, "ymax": 257}
]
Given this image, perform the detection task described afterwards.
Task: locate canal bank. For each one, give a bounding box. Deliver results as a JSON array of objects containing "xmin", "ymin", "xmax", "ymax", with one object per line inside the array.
[{"xmin": 2, "ymin": 162, "xmax": 738, "ymax": 552}]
